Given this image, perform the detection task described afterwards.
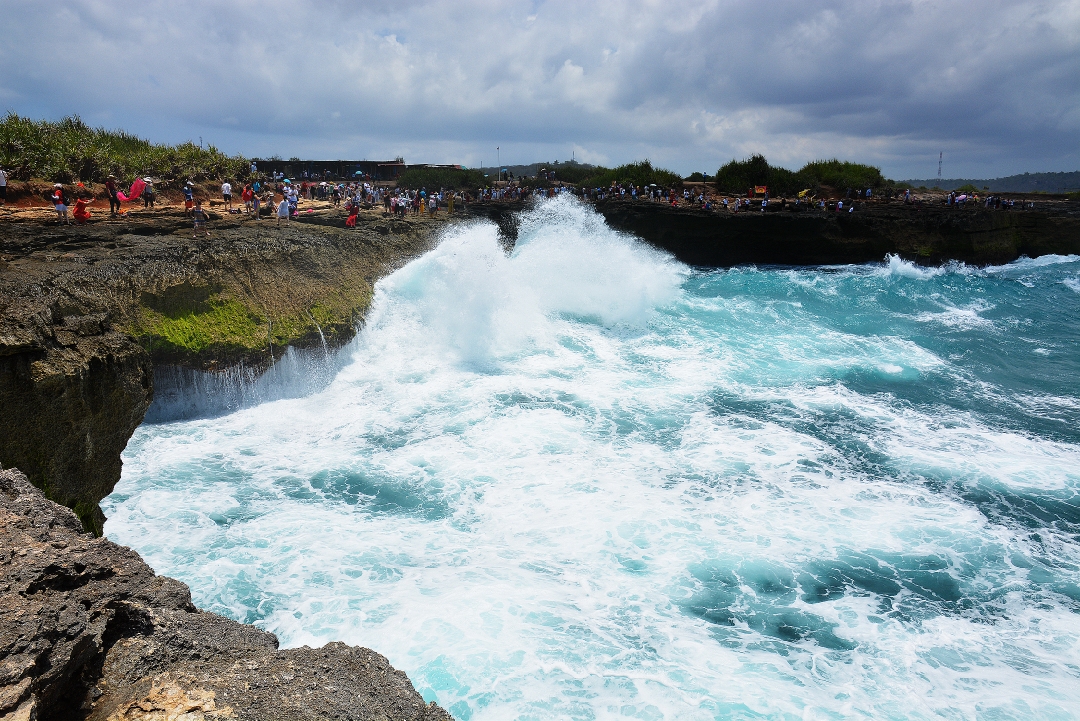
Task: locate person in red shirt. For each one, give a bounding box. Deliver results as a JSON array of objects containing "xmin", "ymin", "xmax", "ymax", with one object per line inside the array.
[
  {"xmin": 51, "ymin": 183, "xmax": 70, "ymax": 224},
  {"xmin": 73, "ymin": 195, "xmax": 93, "ymax": 224}
]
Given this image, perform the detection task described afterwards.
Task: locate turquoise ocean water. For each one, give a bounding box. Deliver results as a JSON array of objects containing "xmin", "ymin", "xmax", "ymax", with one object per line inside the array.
[{"xmin": 104, "ymin": 198, "xmax": 1080, "ymax": 719}]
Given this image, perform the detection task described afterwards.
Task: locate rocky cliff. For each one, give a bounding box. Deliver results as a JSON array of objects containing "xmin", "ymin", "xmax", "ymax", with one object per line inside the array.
[
  {"xmin": 593, "ymin": 199, "xmax": 1080, "ymax": 267},
  {"xmin": 0, "ymin": 208, "xmax": 441, "ymax": 533},
  {"xmin": 0, "ymin": 468, "xmax": 452, "ymax": 721}
]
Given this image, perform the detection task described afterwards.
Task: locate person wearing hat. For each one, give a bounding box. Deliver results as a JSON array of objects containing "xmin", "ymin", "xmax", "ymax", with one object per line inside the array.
[
  {"xmin": 105, "ymin": 174, "xmax": 120, "ymax": 216},
  {"xmin": 51, "ymin": 183, "xmax": 70, "ymax": 224},
  {"xmin": 182, "ymin": 182, "xmax": 194, "ymax": 216},
  {"xmin": 143, "ymin": 178, "xmax": 155, "ymax": 208}
]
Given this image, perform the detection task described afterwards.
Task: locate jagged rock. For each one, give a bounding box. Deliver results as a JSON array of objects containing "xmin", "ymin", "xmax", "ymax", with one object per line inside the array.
[{"xmin": 0, "ymin": 468, "xmax": 452, "ymax": 721}]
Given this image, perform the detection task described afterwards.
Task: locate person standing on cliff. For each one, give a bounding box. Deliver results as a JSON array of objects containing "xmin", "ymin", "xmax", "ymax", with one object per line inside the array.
[
  {"xmin": 287, "ymin": 185, "xmax": 299, "ymax": 216},
  {"xmin": 276, "ymin": 193, "xmax": 290, "ymax": 225},
  {"xmin": 143, "ymin": 178, "xmax": 155, "ymax": 208},
  {"xmin": 221, "ymin": 180, "xmax": 233, "ymax": 212},
  {"xmin": 51, "ymin": 183, "xmax": 70, "ymax": 224},
  {"xmin": 182, "ymin": 182, "xmax": 195, "ymax": 216},
  {"xmin": 105, "ymin": 175, "xmax": 120, "ymax": 216},
  {"xmin": 0, "ymin": 166, "xmax": 7, "ymax": 205},
  {"xmin": 192, "ymin": 200, "xmax": 210, "ymax": 237}
]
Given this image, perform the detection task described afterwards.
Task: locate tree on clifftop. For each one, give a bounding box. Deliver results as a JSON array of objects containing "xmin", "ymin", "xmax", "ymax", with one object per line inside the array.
[
  {"xmin": 713, "ymin": 155, "xmax": 804, "ymax": 196},
  {"xmin": 714, "ymin": 154, "xmax": 890, "ymax": 196}
]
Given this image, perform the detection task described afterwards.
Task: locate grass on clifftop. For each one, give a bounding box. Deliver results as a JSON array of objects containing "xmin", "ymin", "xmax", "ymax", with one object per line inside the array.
[{"xmin": 0, "ymin": 112, "xmax": 249, "ymax": 183}]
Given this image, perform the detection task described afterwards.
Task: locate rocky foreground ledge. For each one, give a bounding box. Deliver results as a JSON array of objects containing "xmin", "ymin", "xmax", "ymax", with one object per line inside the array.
[{"xmin": 0, "ymin": 468, "xmax": 452, "ymax": 721}]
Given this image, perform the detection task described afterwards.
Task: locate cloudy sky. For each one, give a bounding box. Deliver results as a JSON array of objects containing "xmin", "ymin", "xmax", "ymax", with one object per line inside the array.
[{"xmin": 2, "ymin": 1, "xmax": 1078, "ymax": 179}]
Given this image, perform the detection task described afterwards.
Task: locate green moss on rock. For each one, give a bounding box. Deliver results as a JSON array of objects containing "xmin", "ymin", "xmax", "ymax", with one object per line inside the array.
[
  {"xmin": 127, "ymin": 282, "xmax": 373, "ymax": 366},
  {"xmin": 133, "ymin": 295, "xmax": 265, "ymax": 356}
]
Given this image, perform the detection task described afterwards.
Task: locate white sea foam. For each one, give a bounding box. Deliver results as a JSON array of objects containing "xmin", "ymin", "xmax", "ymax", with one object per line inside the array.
[
  {"xmin": 105, "ymin": 197, "xmax": 1080, "ymax": 720},
  {"xmin": 913, "ymin": 299, "xmax": 997, "ymax": 331},
  {"xmin": 986, "ymin": 254, "xmax": 1080, "ymax": 274},
  {"xmin": 876, "ymin": 253, "xmax": 947, "ymax": 280}
]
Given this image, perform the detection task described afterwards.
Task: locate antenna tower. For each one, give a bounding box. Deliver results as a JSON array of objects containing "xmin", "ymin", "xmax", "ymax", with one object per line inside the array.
[{"xmin": 937, "ymin": 152, "xmax": 942, "ymax": 180}]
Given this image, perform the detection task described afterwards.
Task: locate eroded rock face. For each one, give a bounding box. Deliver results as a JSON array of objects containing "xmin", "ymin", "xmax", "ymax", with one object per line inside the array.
[
  {"xmin": 0, "ymin": 211, "xmax": 441, "ymax": 532},
  {"xmin": 0, "ymin": 318, "xmax": 152, "ymax": 535},
  {"xmin": 0, "ymin": 468, "xmax": 452, "ymax": 721},
  {"xmin": 593, "ymin": 199, "xmax": 1080, "ymax": 267}
]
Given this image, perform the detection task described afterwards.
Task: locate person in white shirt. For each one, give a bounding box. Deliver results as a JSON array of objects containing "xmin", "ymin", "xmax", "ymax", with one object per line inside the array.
[
  {"xmin": 276, "ymin": 194, "xmax": 290, "ymax": 225},
  {"xmin": 0, "ymin": 167, "xmax": 7, "ymax": 205},
  {"xmin": 221, "ymin": 181, "xmax": 233, "ymax": 212}
]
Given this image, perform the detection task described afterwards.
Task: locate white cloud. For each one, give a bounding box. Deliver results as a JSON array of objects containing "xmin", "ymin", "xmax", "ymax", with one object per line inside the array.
[{"xmin": 1, "ymin": 0, "xmax": 1077, "ymax": 178}]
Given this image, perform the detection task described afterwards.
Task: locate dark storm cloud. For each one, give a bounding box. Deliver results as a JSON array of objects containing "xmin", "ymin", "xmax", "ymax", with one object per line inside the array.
[{"xmin": 1, "ymin": 0, "xmax": 1077, "ymax": 177}]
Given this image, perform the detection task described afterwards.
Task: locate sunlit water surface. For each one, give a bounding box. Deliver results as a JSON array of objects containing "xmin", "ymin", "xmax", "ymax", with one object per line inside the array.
[{"xmin": 105, "ymin": 198, "xmax": 1080, "ymax": 720}]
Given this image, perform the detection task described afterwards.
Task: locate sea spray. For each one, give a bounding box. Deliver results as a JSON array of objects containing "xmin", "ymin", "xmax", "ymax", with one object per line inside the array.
[
  {"xmin": 145, "ymin": 334, "xmax": 356, "ymax": 422},
  {"xmin": 106, "ymin": 197, "xmax": 1080, "ymax": 720}
]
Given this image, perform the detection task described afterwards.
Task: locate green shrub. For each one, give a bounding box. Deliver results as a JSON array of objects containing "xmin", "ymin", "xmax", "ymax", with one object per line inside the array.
[
  {"xmin": 799, "ymin": 159, "xmax": 885, "ymax": 191},
  {"xmin": 585, "ymin": 160, "xmax": 682, "ymax": 189},
  {"xmin": 539, "ymin": 162, "xmax": 596, "ymax": 185},
  {"xmin": 0, "ymin": 112, "xmax": 249, "ymax": 183},
  {"xmin": 517, "ymin": 159, "xmax": 681, "ymax": 189},
  {"xmin": 714, "ymin": 154, "xmax": 804, "ymax": 195},
  {"xmin": 714, "ymin": 155, "xmax": 889, "ymax": 196}
]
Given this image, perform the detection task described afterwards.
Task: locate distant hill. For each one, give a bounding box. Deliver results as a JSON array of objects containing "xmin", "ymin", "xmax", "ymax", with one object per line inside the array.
[{"xmin": 902, "ymin": 171, "xmax": 1080, "ymax": 193}]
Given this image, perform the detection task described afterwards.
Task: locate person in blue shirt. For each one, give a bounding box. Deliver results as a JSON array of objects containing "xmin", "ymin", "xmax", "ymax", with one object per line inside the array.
[{"xmin": 182, "ymin": 182, "xmax": 194, "ymax": 216}]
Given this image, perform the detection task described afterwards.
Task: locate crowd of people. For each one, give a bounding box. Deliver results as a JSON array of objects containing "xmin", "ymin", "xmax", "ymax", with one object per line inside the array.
[
  {"xmin": 226, "ymin": 179, "xmax": 469, "ymax": 225},
  {"xmin": 943, "ymin": 189, "xmax": 1030, "ymax": 210},
  {"xmin": 1, "ymin": 160, "xmax": 1048, "ymax": 229}
]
